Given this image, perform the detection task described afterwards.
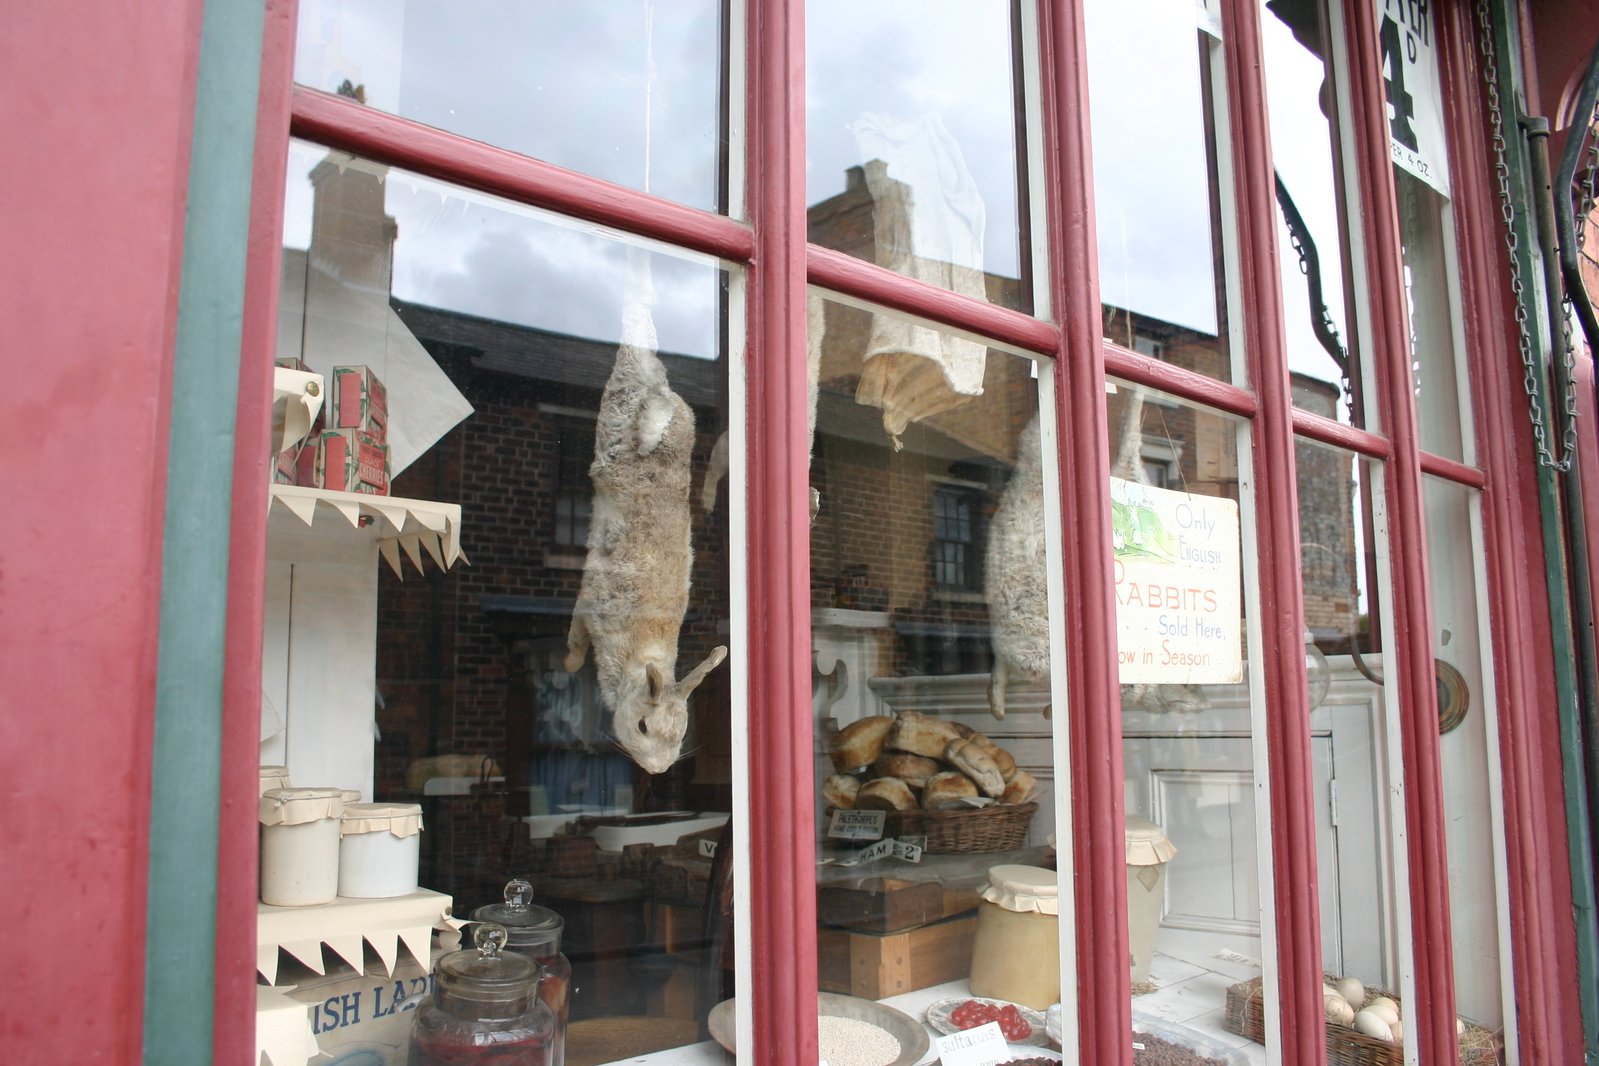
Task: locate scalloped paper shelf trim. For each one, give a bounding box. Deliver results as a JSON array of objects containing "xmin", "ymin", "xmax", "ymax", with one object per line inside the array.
[
  {"xmin": 269, "ymin": 485, "xmax": 469, "ymax": 578},
  {"xmin": 256, "ymin": 889, "xmax": 466, "ymax": 985}
]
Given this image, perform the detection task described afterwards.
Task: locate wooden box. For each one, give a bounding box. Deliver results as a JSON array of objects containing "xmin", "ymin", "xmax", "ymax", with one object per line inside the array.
[
  {"xmin": 818, "ymin": 913, "xmax": 977, "ymax": 999},
  {"xmin": 818, "ymin": 876, "xmax": 981, "ymax": 934}
]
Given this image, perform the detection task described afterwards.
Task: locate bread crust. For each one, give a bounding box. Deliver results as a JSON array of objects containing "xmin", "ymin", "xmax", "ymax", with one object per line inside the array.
[
  {"xmin": 944, "ymin": 738, "xmax": 1006, "ymax": 797},
  {"xmin": 823, "ymin": 773, "xmax": 862, "ymax": 809},
  {"xmin": 887, "ymin": 711, "xmax": 964, "ymax": 759},
  {"xmin": 872, "ymin": 753, "xmax": 941, "ymax": 788},
  {"xmin": 828, "ymin": 715, "xmax": 894, "ymax": 772},
  {"xmin": 1000, "ymin": 767, "xmax": 1038, "ymax": 805},
  {"xmin": 922, "ymin": 771, "xmax": 980, "ymax": 809},
  {"xmin": 855, "ymin": 777, "xmax": 918, "ymax": 811}
]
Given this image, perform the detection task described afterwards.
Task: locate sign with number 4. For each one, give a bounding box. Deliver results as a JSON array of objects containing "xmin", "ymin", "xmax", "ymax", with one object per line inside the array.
[{"xmin": 1377, "ymin": 0, "xmax": 1449, "ymax": 196}]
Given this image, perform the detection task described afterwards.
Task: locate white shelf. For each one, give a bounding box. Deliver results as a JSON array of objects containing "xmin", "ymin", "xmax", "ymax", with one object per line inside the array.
[
  {"xmin": 256, "ymin": 888, "xmax": 460, "ymax": 984},
  {"xmin": 268, "ymin": 484, "xmax": 467, "ymax": 578}
]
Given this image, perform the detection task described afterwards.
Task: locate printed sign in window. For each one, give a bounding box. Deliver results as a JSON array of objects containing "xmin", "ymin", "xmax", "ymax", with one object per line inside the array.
[
  {"xmin": 1111, "ymin": 478, "xmax": 1243, "ymax": 685},
  {"xmin": 1378, "ymin": 0, "xmax": 1449, "ymax": 196}
]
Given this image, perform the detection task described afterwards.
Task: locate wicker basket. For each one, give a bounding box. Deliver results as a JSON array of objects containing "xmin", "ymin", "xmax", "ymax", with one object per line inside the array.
[
  {"xmin": 1222, "ymin": 977, "xmax": 1502, "ymax": 1066},
  {"xmin": 879, "ymin": 802, "xmax": 1039, "ymax": 855}
]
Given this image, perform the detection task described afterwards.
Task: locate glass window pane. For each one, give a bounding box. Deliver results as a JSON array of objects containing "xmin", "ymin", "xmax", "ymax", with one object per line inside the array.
[
  {"xmin": 1424, "ymin": 476, "xmax": 1513, "ymax": 1058},
  {"xmin": 809, "ymin": 294, "xmax": 1067, "ymax": 1047},
  {"xmin": 270, "ymin": 139, "xmax": 736, "ymax": 1063},
  {"xmin": 1399, "ymin": 173, "xmax": 1469, "ymax": 460},
  {"xmin": 1087, "ymin": 0, "xmax": 1236, "ymax": 385},
  {"xmin": 1107, "ymin": 384, "xmax": 1269, "ymax": 1059},
  {"xmin": 293, "ymin": 2, "xmax": 727, "ymax": 212},
  {"xmin": 1261, "ymin": 0, "xmax": 1367, "ymax": 429},
  {"xmin": 806, "ymin": 0, "xmax": 1034, "ymax": 314},
  {"xmin": 1297, "ymin": 446, "xmax": 1405, "ymax": 1063}
]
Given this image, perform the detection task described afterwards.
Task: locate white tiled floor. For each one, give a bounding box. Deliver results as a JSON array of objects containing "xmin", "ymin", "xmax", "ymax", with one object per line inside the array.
[{"xmin": 1133, "ymin": 929, "xmax": 1268, "ymax": 1065}]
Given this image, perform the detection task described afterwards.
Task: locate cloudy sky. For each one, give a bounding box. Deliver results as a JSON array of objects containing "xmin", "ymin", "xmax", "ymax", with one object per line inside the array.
[{"xmin": 284, "ymin": 0, "xmax": 1356, "ymax": 398}]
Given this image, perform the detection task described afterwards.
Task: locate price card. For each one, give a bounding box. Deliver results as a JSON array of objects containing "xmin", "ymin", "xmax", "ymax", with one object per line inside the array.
[
  {"xmin": 827, "ymin": 808, "xmax": 886, "ymax": 841},
  {"xmin": 891, "ymin": 836, "xmax": 924, "ymax": 863},
  {"xmin": 698, "ymin": 838, "xmax": 718, "ymax": 858},
  {"xmin": 934, "ymin": 1021, "xmax": 1008, "ymax": 1066}
]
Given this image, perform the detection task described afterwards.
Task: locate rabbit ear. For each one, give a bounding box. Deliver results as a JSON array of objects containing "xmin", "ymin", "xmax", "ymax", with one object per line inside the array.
[
  {"xmin": 646, "ymin": 662, "xmax": 668, "ymax": 700},
  {"xmin": 676, "ymin": 646, "xmax": 728, "ymax": 696}
]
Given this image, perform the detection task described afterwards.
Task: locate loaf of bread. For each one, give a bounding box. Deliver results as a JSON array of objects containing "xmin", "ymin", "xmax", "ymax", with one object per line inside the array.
[
  {"xmin": 823, "ymin": 773, "xmax": 862, "ymax": 809},
  {"xmin": 855, "ymin": 777, "xmax": 918, "ymax": 811},
  {"xmin": 944, "ymin": 738, "xmax": 1006, "ymax": 797},
  {"xmin": 872, "ymin": 753, "xmax": 941, "ymax": 789},
  {"xmin": 922, "ymin": 771, "xmax": 980, "ymax": 809},
  {"xmin": 828, "ymin": 715, "xmax": 893, "ymax": 772},
  {"xmin": 888, "ymin": 711, "xmax": 964, "ymax": 759},
  {"xmin": 1000, "ymin": 767, "xmax": 1038, "ymax": 805},
  {"xmin": 961, "ymin": 731, "xmax": 1016, "ymax": 778}
]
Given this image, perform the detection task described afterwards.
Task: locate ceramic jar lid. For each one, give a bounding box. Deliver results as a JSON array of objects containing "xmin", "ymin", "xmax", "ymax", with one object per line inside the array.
[
  {"xmin": 340, "ymin": 801, "xmax": 424, "ymax": 837},
  {"xmin": 982, "ymin": 864, "xmax": 1059, "ymax": 915},
  {"xmin": 259, "ymin": 787, "xmax": 344, "ymax": 826}
]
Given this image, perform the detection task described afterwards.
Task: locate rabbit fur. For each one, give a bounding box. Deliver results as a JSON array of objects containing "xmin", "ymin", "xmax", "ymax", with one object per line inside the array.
[
  {"xmin": 565, "ymin": 249, "xmax": 727, "ymax": 774},
  {"xmin": 985, "ymin": 413, "xmax": 1051, "ymax": 719},
  {"xmin": 984, "ymin": 390, "xmax": 1206, "ymax": 719}
]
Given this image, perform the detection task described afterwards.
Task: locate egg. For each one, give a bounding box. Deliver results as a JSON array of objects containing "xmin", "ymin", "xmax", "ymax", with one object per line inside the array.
[
  {"xmin": 1324, "ymin": 992, "xmax": 1355, "ymax": 1027},
  {"xmin": 1389, "ymin": 1020, "xmax": 1405, "ymax": 1043},
  {"xmin": 1366, "ymin": 997, "xmax": 1401, "ymax": 1025},
  {"xmin": 1332, "ymin": 976, "xmax": 1366, "ymax": 1011},
  {"xmin": 1457, "ymin": 1017, "xmax": 1467, "ymax": 1036},
  {"xmin": 1353, "ymin": 1009, "xmax": 1395, "ymax": 1041}
]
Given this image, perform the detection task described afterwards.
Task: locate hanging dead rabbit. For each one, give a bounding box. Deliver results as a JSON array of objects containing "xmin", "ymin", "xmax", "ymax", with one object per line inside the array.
[{"xmin": 565, "ymin": 247, "xmax": 727, "ymax": 774}]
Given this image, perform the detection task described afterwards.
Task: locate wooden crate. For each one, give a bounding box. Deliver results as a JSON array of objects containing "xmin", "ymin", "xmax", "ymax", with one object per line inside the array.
[
  {"xmin": 818, "ymin": 913, "xmax": 977, "ymax": 999},
  {"xmin": 818, "ymin": 876, "xmax": 981, "ymax": 934}
]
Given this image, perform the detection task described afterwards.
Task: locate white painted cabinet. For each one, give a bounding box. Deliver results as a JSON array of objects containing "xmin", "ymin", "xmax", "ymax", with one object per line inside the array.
[{"xmin": 260, "ymin": 486, "xmax": 465, "ymax": 798}]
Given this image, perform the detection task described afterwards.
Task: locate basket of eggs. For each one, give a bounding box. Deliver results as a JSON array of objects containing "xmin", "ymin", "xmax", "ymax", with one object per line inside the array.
[
  {"xmin": 1223, "ymin": 973, "xmax": 1502, "ymax": 1066},
  {"xmin": 823, "ymin": 712, "xmax": 1040, "ymax": 855}
]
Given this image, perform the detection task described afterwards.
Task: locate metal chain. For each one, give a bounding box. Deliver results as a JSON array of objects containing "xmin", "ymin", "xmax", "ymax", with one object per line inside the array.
[
  {"xmin": 1477, "ymin": 0, "xmax": 1577, "ymax": 471},
  {"xmin": 1559, "ymin": 104, "xmax": 1599, "ymax": 439},
  {"xmin": 1283, "ymin": 223, "xmax": 1355, "ymax": 413}
]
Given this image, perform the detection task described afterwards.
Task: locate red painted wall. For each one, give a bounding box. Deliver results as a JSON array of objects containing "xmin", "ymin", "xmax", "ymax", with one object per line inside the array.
[{"xmin": 0, "ymin": 4, "xmax": 204, "ymax": 1062}]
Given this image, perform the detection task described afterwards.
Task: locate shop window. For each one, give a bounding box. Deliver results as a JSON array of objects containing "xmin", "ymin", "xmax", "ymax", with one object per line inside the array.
[
  {"xmin": 267, "ymin": 139, "xmax": 736, "ymax": 1065},
  {"xmin": 931, "ymin": 485, "xmax": 982, "ymax": 591},
  {"xmin": 235, "ymin": 0, "xmax": 1525, "ymax": 1060},
  {"xmin": 553, "ymin": 420, "xmax": 595, "ymax": 551}
]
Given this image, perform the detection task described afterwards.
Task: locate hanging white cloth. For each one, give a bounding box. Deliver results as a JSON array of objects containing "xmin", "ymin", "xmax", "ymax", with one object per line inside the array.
[{"xmin": 848, "ymin": 111, "xmax": 989, "ymax": 447}]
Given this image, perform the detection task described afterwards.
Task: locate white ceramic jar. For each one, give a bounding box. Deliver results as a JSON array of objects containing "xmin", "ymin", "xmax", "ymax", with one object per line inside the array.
[
  {"xmin": 338, "ymin": 802, "xmax": 424, "ymax": 898},
  {"xmin": 259, "ymin": 787, "xmax": 345, "ymax": 906},
  {"xmin": 1125, "ymin": 817, "xmax": 1176, "ymax": 983},
  {"xmin": 258, "ymin": 765, "xmax": 291, "ymax": 796},
  {"xmin": 968, "ymin": 864, "xmax": 1060, "ymax": 1009}
]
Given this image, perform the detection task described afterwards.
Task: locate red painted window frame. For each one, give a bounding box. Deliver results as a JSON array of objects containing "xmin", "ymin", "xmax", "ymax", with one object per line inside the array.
[{"xmin": 214, "ymin": 1, "xmax": 1585, "ymax": 1063}]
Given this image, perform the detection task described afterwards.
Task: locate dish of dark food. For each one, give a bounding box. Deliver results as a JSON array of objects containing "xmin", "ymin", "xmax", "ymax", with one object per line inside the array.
[
  {"xmin": 1132, "ymin": 1030, "xmax": 1236, "ymax": 1065},
  {"xmin": 998, "ymin": 1058, "xmax": 1060, "ymax": 1066}
]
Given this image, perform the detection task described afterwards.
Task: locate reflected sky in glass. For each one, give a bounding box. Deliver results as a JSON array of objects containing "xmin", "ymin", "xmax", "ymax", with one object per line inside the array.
[
  {"xmin": 283, "ymin": 142, "xmax": 722, "ymax": 360},
  {"xmin": 807, "ymin": 0, "xmax": 1025, "ymax": 285},
  {"xmin": 1088, "ymin": 0, "xmax": 1353, "ymax": 401},
  {"xmin": 294, "ymin": 0, "xmax": 724, "ymax": 211}
]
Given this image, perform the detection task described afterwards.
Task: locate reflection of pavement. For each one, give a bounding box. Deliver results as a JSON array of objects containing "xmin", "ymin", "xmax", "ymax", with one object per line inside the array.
[{"xmin": 1133, "ymin": 928, "xmax": 1267, "ymax": 1064}]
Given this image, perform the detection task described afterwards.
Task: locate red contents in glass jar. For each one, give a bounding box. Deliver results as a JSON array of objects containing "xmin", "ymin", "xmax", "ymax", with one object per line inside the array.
[{"xmin": 408, "ymin": 1026, "xmax": 551, "ymax": 1066}]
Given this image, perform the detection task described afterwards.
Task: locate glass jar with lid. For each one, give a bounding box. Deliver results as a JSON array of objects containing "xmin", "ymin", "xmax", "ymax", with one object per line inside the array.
[
  {"xmin": 408, "ymin": 921, "xmax": 554, "ymax": 1066},
  {"xmin": 968, "ymin": 863, "xmax": 1060, "ymax": 1009},
  {"xmin": 472, "ymin": 880, "xmax": 571, "ymax": 1066}
]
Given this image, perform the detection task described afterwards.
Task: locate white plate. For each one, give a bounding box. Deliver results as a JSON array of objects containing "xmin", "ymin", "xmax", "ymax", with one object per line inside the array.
[
  {"xmin": 925, "ymin": 997, "xmax": 1050, "ymax": 1046},
  {"xmin": 708, "ymin": 992, "xmax": 930, "ymax": 1066}
]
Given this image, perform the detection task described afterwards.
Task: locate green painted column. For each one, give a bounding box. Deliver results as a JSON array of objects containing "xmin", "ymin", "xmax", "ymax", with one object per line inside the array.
[
  {"xmin": 1483, "ymin": 1, "xmax": 1599, "ymax": 1061},
  {"xmin": 144, "ymin": 0, "xmax": 266, "ymax": 1062}
]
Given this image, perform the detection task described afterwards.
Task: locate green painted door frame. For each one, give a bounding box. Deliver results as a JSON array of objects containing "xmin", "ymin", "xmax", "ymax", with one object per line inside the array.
[
  {"xmin": 1483, "ymin": 1, "xmax": 1599, "ymax": 1060},
  {"xmin": 145, "ymin": 0, "xmax": 267, "ymax": 1063}
]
